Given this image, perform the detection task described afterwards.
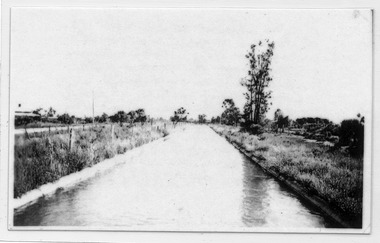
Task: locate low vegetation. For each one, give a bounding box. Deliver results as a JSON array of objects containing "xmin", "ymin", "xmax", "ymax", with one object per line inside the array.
[
  {"xmin": 210, "ymin": 124, "xmax": 363, "ymax": 227},
  {"xmin": 14, "ymin": 123, "xmax": 170, "ymax": 198}
]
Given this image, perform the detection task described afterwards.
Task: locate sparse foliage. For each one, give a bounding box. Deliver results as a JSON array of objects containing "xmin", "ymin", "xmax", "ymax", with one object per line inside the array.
[
  {"xmin": 170, "ymin": 107, "xmax": 188, "ymax": 126},
  {"xmin": 45, "ymin": 107, "xmax": 56, "ymax": 118},
  {"xmin": 241, "ymin": 40, "xmax": 275, "ymax": 125}
]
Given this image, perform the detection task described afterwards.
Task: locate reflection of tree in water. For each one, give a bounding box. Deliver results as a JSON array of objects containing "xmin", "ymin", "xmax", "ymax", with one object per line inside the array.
[{"xmin": 240, "ymin": 154, "xmax": 272, "ymax": 227}]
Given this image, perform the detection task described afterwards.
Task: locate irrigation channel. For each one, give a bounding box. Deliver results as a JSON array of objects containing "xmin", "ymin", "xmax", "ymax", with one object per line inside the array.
[{"xmin": 14, "ymin": 125, "xmax": 338, "ymax": 230}]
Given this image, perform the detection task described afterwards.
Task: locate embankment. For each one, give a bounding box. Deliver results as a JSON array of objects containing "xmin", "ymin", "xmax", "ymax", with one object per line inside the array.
[
  {"xmin": 14, "ymin": 123, "xmax": 170, "ymax": 200},
  {"xmin": 209, "ymin": 125, "xmax": 363, "ymax": 228},
  {"xmin": 13, "ymin": 133, "xmax": 170, "ymax": 210}
]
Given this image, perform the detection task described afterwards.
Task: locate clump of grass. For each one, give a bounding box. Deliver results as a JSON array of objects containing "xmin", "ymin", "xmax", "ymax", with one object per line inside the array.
[
  {"xmin": 210, "ymin": 124, "xmax": 363, "ymax": 225},
  {"xmin": 162, "ymin": 128, "xmax": 169, "ymax": 137},
  {"xmin": 14, "ymin": 123, "xmax": 171, "ymax": 198}
]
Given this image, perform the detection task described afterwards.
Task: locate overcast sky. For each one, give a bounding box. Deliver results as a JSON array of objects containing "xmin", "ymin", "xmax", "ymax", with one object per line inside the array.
[{"xmin": 10, "ymin": 8, "xmax": 372, "ymax": 123}]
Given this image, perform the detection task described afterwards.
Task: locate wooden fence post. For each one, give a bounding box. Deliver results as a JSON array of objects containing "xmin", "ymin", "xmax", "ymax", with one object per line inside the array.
[
  {"xmin": 111, "ymin": 124, "xmax": 115, "ymax": 142},
  {"xmin": 24, "ymin": 126, "xmax": 30, "ymax": 140},
  {"xmin": 48, "ymin": 137, "xmax": 53, "ymax": 164},
  {"xmin": 69, "ymin": 128, "xmax": 75, "ymax": 152}
]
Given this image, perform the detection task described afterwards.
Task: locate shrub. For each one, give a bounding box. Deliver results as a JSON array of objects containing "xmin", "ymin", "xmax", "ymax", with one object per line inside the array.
[
  {"xmin": 65, "ymin": 151, "xmax": 89, "ymax": 173},
  {"xmin": 239, "ymin": 120, "xmax": 264, "ymax": 135},
  {"xmin": 240, "ymin": 119, "xmax": 253, "ymax": 130},
  {"xmin": 248, "ymin": 124, "xmax": 264, "ymax": 135},
  {"xmin": 161, "ymin": 129, "xmax": 169, "ymax": 137},
  {"xmin": 339, "ymin": 119, "xmax": 364, "ymax": 157}
]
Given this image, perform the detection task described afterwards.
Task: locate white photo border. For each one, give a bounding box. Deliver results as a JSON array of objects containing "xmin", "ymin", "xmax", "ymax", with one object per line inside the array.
[{"xmin": 1, "ymin": 0, "xmax": 378, "ymax": 242}]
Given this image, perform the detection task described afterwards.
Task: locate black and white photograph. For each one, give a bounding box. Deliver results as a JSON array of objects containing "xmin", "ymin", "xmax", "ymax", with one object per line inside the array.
[{"xmin": 0, "ymin": 1, "xmax": 377, "ymax": 241}]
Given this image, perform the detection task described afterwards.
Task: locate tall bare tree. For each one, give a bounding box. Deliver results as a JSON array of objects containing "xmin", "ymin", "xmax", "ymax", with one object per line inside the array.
[{"xmin": 241, "ymin": 40, "xmax": 275, "ymax": 125}]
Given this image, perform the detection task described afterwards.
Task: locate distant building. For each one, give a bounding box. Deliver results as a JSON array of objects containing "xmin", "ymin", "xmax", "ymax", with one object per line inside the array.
[
  {"xmin": 15, "ymin": 111, "xmax": 41, "ymax": 118},
  {"xmin": 45, "ymin": 116, "xmax": 59, "ymax": 123},
  {"xmin": 14, "ymin": 111, "xmax": 41, "ymax": 126}
]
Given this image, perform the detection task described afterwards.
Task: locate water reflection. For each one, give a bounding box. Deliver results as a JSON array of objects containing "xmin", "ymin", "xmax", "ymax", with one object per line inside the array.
[
  {"xmin": 14, "ymin": 180, "xmax": 88, "ymax": 226},
  {"xmin": 241, "ymin": 156, "xmax": 271, "ymax": 227},
  {"xmin": 240, "ymin": 153, "xmax": 329, "ymax": 228}
]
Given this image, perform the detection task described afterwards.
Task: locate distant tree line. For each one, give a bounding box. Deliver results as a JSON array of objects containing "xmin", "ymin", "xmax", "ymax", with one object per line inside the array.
[
  {"xmin": 210, "ymin": 116, "xmax": 221, "ymax": 124},
  {"xmin": 109, "ymin": 109, "xmax": 147, "ymax": 126},
  {"xmin": 15, "ymin": 107, "xmax": 149, "ymax": 127},
  {"xmin": 295, "ymin": 117, "xmax": 331, "ymax": 126}
]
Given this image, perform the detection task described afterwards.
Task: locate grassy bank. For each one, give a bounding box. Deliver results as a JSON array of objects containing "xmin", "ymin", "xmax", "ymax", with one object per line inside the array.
[
  {"xmin": 210, "ymin": 124, "xmax": 363, "ymax": 227},
  {"xmin": 14, "ymin": 123, "xmax": 170, "ymax": 198}
]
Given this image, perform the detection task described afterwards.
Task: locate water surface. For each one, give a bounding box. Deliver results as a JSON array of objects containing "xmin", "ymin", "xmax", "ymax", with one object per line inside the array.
[{"xmin": 14, "ymin": 125, "xmax": 334, "ymax": 230}]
